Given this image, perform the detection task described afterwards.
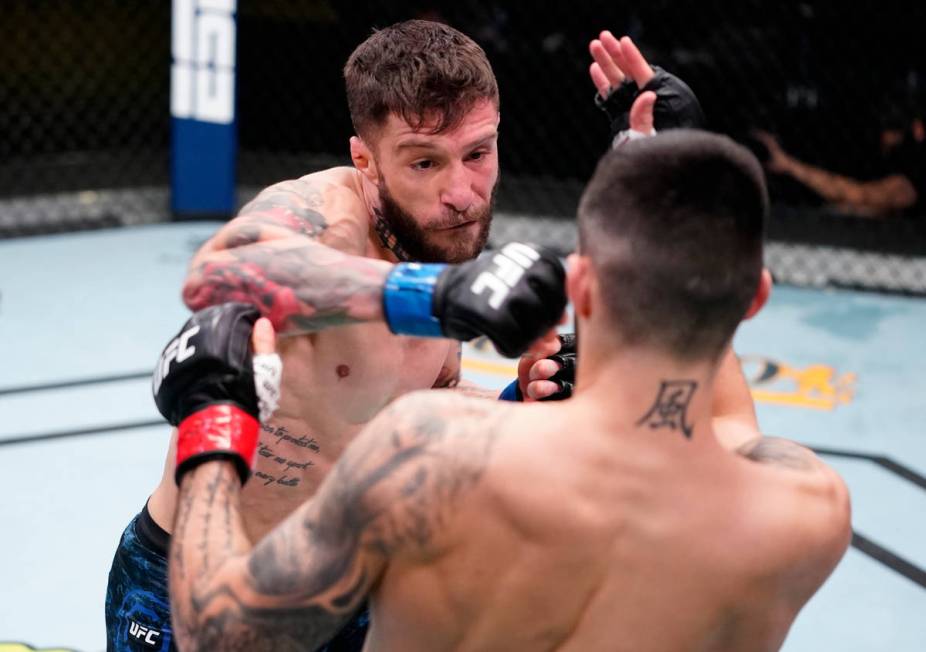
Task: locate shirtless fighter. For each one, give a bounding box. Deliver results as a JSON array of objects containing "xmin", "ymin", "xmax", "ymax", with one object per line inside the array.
[
  {"xmin": 161, "ymin": 130, "xmax": 851, "ymax": 652},
  {"xmin": 105, "ymin": 20, "xmax": 729, "ymax": 651},
  {"xmin": 105, "ymin": 20, "xmax": 568, "ymax": 651}
]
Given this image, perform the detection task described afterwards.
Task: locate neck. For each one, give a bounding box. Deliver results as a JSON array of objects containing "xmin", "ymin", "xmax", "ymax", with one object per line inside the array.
[
  {"xmin": 572, "ymin": 342, "xmax": 721, "ymax": 447},
  {"xmin": 357, "ymin": 172, "xmax": 410, "ymax": 262}
]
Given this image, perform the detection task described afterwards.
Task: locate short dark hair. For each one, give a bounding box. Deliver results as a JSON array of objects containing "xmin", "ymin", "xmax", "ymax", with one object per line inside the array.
[
  {"xmin": 577, "ymin": 130, "xmax": 768, "ymax": 361},
  {"xmin": 343, "ymin": 20, "xmax": 499, "ymax": 141}
]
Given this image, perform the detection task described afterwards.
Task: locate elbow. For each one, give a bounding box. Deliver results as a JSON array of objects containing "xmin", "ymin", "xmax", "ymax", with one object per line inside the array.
[
  {"xmin": 180, "ymin": 262, "xmax": 290, "ymax": 331},
  {"xmin": 181, "ymin": 259, "xmax": 252, "ymax": 313},
  {"xmin": 826, "ymin": 471, "xmax": 853, "ymax": 556},
  {"xmin": 182, "ymin": 269, "xmax": 212, "ymax": 312},
  {"xmin": 896, "ymin": 186, "xmax": 917, "ymax": 211}
]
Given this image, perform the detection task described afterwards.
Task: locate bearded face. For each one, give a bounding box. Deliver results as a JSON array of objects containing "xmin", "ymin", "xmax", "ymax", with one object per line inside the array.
[{"xmin": 375, "ymin": 173, "xmax": 497, "ymax": 263}]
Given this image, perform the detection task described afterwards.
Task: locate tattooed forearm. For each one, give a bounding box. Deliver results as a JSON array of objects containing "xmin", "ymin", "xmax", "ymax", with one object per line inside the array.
[
  {"xmin": 736, "ymin": 436, "xmax": 817, "ymax": 471},
  {"xmin": 171, "ymin": 394, "xmax": 506, "ymax": 651},
  {"xmin": 182, "ymin": 240, "xmax": 392, "ymax": 334},
  {"xmin": 170, "ymin": 463, "xmax": 251, "ymax": 650},
  {"xmin": 171, "ymin": 460, "xmax": 359, "ymax": 652}
]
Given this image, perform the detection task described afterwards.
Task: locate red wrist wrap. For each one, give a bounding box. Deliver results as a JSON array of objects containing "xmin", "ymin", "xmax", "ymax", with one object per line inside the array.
[{"xmin": 176, "ymin": 404, "xmax": 259, "ymax": 483}]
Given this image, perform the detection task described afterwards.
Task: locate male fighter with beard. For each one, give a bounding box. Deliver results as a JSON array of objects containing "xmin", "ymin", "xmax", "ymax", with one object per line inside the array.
[
  {"xmin": 105, "ymin": 21, "xmax": 563, "ymax": 651},
  {"xmin": 105, "ymin": 21, "xmax": 741, "ymax": 651},
  {"xmin": 160, "ymin": 131, "xmax": 850, "ymax": 652}
]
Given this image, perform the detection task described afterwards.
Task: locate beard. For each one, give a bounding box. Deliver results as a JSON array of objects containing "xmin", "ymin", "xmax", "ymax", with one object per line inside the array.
[{"xmin": 376, "ymin": 174, "xmax": 498, "ymax": 263}]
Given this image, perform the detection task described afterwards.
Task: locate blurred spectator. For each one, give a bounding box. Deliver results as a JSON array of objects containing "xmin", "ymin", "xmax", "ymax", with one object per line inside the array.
[{"xmin": 754, "ymin": 106, "xmax": 925, "ymax": 218}]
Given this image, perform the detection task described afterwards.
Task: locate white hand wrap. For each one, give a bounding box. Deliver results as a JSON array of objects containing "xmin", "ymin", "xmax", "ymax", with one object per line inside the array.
[
  {"xmin": 253, "ymin": 353, "xmax": 283, "ymax": 424},
  {"xmin": 612, "ymin": 127, "xmax": 657, "ymax": 149}
]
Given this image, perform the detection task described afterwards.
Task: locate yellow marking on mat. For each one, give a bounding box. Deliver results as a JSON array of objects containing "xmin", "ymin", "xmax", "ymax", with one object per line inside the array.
[
  {"xmin": 462, "ymin": 352, "xmax": 857, "ymax": 411},
  {"xmin": 741, "ymin": 356, "xmax": 856, "ymax": 411},
  {"xmin": 462, "ymin": 358, "xmax": 517, "ymax": 377},
  {"xmin": 750, "ymin": 390, "xmax": 845, "ymax": 411}
]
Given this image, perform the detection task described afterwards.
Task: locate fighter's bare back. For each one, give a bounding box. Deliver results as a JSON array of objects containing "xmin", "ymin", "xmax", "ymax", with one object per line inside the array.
[{"xmin": 348, "ymin": 392, "xmax": 850, "ymax": 652}]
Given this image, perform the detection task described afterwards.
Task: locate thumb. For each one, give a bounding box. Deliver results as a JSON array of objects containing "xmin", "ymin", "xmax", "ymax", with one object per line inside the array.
[
  {"xmin": 629, "ymin": 90, "xmax": 657, "ymax": 134},
  {"xmin": 251, "ymin": 317, "xmax": 277, "ymax": 356}
]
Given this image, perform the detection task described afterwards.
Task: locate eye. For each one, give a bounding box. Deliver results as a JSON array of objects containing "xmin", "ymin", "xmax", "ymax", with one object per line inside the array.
[
  {"xmin": 411, "ymin": 159, "xmax": 434, "ymax": 171},
  {"xmin": 467, "ymin": 150, "xmax": 487, "ymax": 162}
]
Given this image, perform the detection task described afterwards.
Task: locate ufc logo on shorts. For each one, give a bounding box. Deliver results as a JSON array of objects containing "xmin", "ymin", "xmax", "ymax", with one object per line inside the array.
[
  {"xmin": 470, "ymin": 243, "xmax": 541, "ymax": 309},
  {"xmin": 171, "ymin": 0, "xmax": 236, "ymax": 124},
  {"xmin": 128, "ymin": 620, "xmax": 162, "ymax": 647},
  {"xmin": 152, "ymin": 325, "xmax": 200, "ymax": 394}
]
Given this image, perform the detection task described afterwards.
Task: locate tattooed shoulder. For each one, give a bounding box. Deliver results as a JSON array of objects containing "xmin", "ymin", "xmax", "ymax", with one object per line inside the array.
[
  {"xmin": 331, "ymin": 392, "xmax": 509, "ymax": 556},
  {"xmin": 170, "ymin": 393, "xmax": 510, "ymax": 651},
  {"xmin": 233, "ymin": 178, "xmax": 331, "ymax": 242},
  {"xmin": 736, "ymin": 436, "xmax": 818, "ymax": 472}
]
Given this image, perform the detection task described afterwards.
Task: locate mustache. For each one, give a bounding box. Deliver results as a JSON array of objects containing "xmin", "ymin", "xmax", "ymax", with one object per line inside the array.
[{"xmin": 429, "ymin": 207, "xmax": 490, "ymax": 230}]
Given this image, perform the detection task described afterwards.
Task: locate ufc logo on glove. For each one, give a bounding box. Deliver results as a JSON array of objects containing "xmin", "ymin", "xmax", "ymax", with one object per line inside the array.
[
  {"xmin": 152, "ymin": 324, "xmax": 200, "ymax": 394},
  {"xmin": 470, "ymin": 243, "xmax": 542, "ymax": 309}
]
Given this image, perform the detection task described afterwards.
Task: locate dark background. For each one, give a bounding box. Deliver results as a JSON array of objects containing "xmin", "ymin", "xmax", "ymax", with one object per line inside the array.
[{"xmin": 1, "ymin": 1, "xmax": 924, "ymax": 253}]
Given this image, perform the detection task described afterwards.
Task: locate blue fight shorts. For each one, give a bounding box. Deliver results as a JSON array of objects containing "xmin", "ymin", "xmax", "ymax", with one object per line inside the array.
[{"xmin": 104, "ymin": 501, "xmax": 369, "ymax": 651}]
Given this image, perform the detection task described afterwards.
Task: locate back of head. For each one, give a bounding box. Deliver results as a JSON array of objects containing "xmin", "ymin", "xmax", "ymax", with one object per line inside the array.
[
  {"xmin": 577, "ymin": 130, "xmax": 768, "ymax": 362},
  {"xmin": 343, "ymin": 20, "xmax": 499, "ymax": 140}
]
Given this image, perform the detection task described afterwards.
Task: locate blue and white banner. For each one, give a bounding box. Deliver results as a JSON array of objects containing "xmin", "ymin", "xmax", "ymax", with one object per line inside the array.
[{"xmin": 170, "ymin": 0, "xmax": 237, "ymax": 217}]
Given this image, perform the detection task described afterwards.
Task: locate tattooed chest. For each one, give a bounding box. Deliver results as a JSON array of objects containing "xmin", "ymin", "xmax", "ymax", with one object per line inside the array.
[{"xmin": 247, "ymin": 423, "xmax": 328, "ymax": 491}]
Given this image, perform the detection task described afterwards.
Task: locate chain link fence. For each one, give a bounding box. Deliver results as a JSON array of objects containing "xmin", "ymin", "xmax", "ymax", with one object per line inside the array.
[
  {"xmin": 2, "ymin": 1, "xmax": 924, "ymax": 293},
  {"xmin": 0, "ymin": 1, "xmax": 170, "ymax": 236}
]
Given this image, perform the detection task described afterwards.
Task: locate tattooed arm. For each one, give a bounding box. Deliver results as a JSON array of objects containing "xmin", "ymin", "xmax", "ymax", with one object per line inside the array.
[
  {"xmin": 183, "ymin": 175, "xmax": 394, "ymax": 334},
  {"xmin": 170, "ymin": 392, "xmax": 504, "ymax": 651},
  {"xmin": 735, "ymin": 436, "xmax": 829, "ymax": 472},
  {"xmin": 735, "ymin": 434, "xmax": 852, "ymax": 599}
]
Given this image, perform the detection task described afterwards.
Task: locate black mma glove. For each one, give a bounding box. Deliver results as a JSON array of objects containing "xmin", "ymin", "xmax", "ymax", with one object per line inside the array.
[
  {"xmin": 499, "ymin": 333, "xmax": 576, "ymax": 402},
  {"xmin": 383, "ymin": 242, "xmax": 567, "ymax": 358},
  {"xmin": 152, "ymin": 302, "xmax": 261, "ymax": 485},
  {"xmin": 539, "ymin": 333, "xmax": 576, "ymax": 401},
  {"xmin": 595, "ymin": 65, "xmax": 706, "ymax": 137}
]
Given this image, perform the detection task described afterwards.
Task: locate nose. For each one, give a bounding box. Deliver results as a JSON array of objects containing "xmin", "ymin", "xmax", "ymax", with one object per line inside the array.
[{"xmin": 440, "ymin": 162, "xmax": 475, "ymax": 213}]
